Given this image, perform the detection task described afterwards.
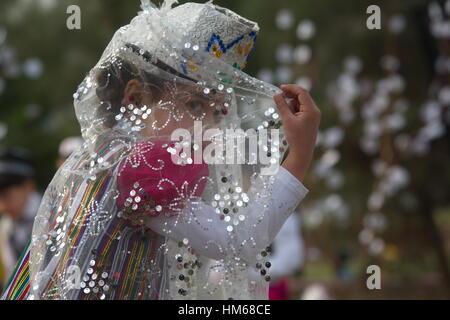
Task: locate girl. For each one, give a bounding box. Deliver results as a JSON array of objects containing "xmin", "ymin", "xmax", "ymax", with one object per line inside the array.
[{"xmin": 2, "ymin": 0, "xmax": 320, "ymax": 300}]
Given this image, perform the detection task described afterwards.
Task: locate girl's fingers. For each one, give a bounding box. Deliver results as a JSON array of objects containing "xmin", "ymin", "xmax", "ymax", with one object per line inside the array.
[
  {"xmin": 280, "ymin": 84, "xmax": 316, "ymax": 112},
  {"xmin": 280, "ymin": 84, "xmax": 307, "ymax": 96},
  {"xmin": 280, "ymin": 86, "xmax": 299, "ymax": 98},
  {"xmin": 281, "ymin": 92, "xmax": 299, "ymax": 113},
  {"xmin": 273, "ymin": 94, "xmax": 294, "ymax": 120},
  {"xmin": 287, "ymin": 97, "xmax": 300, "ymax": 113}
]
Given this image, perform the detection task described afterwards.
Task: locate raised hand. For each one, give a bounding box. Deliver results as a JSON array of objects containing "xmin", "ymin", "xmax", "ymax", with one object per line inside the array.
[{"xmin": 274, "ymin": 84, "xmax": 321, "ymax": 182}]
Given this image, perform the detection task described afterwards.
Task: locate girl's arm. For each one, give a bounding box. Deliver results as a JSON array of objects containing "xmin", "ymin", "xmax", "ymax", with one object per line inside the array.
[{"xmin": 145, "ymin": 165, "xmax": 307, "ymax": 263}]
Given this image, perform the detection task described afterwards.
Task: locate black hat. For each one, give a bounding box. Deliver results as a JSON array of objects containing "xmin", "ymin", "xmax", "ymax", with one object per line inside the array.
[{"xmin": 0, "ymin": 147, "xmax": 35, "ymax": 191}]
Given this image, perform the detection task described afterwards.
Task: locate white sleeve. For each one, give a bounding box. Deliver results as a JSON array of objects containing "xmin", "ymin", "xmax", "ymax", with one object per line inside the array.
[{"xmin": 145, "ymin": 166, "xmax": 308, "ymax": 263}]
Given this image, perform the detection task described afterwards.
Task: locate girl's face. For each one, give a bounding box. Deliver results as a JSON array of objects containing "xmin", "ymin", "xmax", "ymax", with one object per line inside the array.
[{"xmin": 123, "ymin": 79, "xmax": 224, "ymax": 138}]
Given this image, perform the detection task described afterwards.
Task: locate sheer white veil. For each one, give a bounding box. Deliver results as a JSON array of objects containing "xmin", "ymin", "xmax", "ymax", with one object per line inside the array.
[{"xmin": 28, "ymin": 0, "xmax": 289, "ymax": 300}]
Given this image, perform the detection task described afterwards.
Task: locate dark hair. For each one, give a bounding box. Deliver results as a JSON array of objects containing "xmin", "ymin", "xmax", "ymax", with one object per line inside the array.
[
  {"xmin": 94, "ymin": 57, "xmax": 164, "ymax": 128},
  {"xmin": 0, "ymin": 148, "xmax": 35, "ymax": 192}
]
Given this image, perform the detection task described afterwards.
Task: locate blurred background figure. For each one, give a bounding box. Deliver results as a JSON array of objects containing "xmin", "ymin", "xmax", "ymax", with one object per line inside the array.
[
  {"xmin": 269, "ymin": 211, "xmax": 304, "ymax": 300},
  {"xmin": 56, "ymin": 136, "xmax": 83, "ymax": 168},
  {"xmin": 301, "ymin": 283, "xmax": 332, "ymax": 300},
  {"xmin": 0, "ymin": 148, "xmax": 39, "ymax": 290},
  {"xmin": 335, "ymin": 247, "xmax": 353, "ymax": 282}
]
